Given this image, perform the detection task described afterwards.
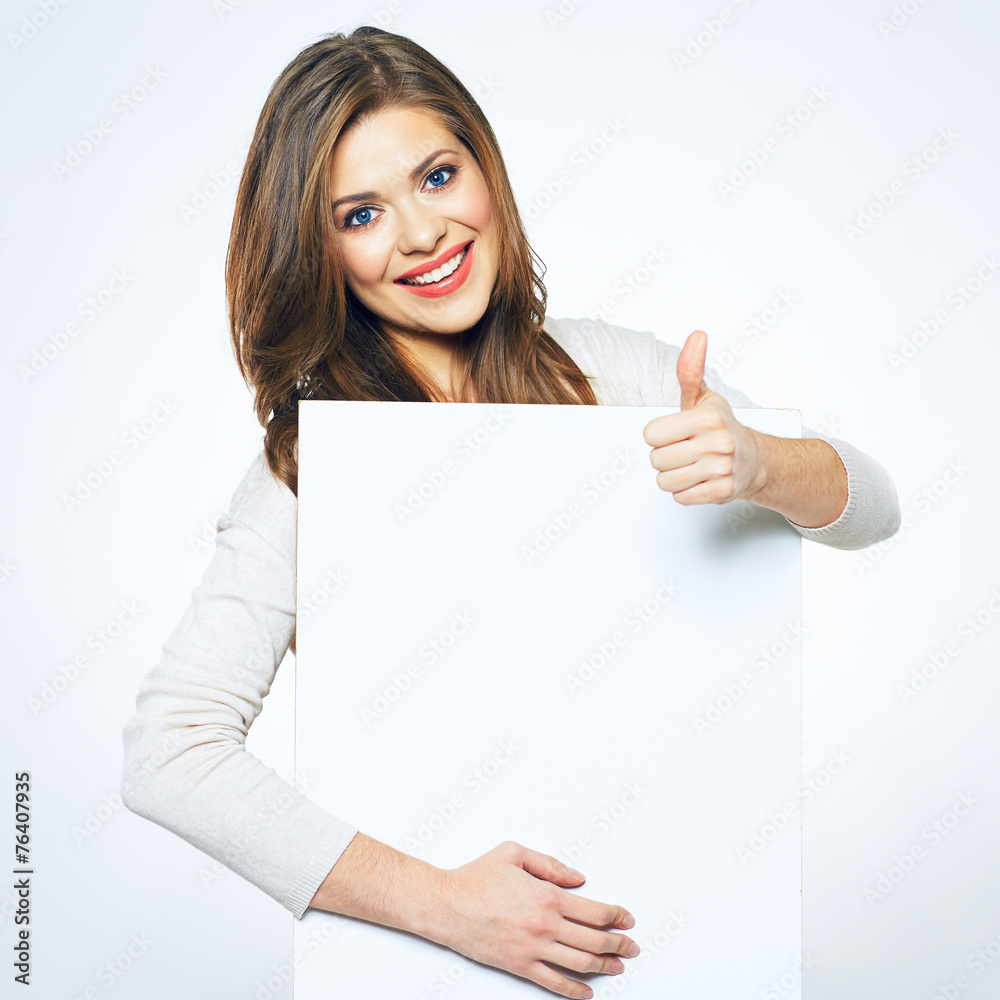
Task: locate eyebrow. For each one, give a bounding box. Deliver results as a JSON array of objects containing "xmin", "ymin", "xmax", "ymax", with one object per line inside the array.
[{"xmin": 331, "ymin": 147, "xmax": 463, "ymax": 213}]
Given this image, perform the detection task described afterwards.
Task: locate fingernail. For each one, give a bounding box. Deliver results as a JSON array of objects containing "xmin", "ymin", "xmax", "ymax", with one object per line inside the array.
[
  {"xmin": 626, "ymin": 942, "xmax": 640, "ymax": 957},
  {"xmin": 568, "ymin": 868, "xmax": 585, "ymax": 879},
  {"xmin": 609, "ymin": 958, "xmax": 624, "ymax": 974},
  {"xmin": 622, "ymin": 912, "xmax": 635, "ymax": 928}
]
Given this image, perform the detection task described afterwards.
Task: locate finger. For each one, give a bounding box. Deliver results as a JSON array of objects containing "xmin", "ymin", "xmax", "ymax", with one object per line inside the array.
[
  {"xmin": 560, "ymin": 892, "xmax": 633, "ymax": 932},
  {"xmin": 510, "ymin": 843, "xmax": 585, "ymax": 886},
  {"xmin": 555, "ymin": 922, "xmax": 638, "ymax": 961},
  {"xmin": 670, "ymin": 478, "xmax": 735, "ymax": 506},
  {"xmin": 655, "ymin": 466, "xmax": 710, "ymax": 496},
  {"xmin": 677, "ymin": 330, "xmax": 708, "ymax": 411},
  {"xmin": 643, "ymin": 409, "xmax": 709, "ymax": 448},
  {"xmin": 525, "ymin": 961, "xmax": 595, "ymax": 1000},
  {"xmin": 544, "ymin": 941, "xmax": 626, "ymax": 976},
  {"xmin": 655, "ymin": 451, "xmax": 733, "ymax": 489},
  {"xmin": 648, "ymin": 438, "xmax": 703, "ymax": 473}
]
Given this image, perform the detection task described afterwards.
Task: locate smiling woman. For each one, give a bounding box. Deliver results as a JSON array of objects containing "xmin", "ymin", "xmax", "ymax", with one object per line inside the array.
[
  {"xmin": 224, "ymin": 28, "xmax": 599, "ymax": 499},
  {"xmin": 121, "ymin": 24, "xmax": 900, "ymax": 1000}
]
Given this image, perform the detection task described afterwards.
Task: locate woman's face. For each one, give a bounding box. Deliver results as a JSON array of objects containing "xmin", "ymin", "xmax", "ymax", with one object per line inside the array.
[{"xmin": 328, "ymin": 106, "xmax": 499, "ymax": 351}]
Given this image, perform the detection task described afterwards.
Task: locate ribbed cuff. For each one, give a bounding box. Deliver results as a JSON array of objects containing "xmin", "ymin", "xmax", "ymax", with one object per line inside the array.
[{"xmin": 284, "ymin": 825, "xmax": 361, "ymax": 920}]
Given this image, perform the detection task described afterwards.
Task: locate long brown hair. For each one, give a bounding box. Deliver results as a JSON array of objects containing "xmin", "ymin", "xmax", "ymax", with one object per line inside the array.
[{"xmin": 226, "ymin": 26, "xmax": 598, "ymax": 496}]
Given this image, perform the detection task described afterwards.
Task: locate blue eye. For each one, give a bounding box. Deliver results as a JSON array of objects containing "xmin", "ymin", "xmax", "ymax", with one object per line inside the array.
[
  {"xmin": 346, "ymin": 207, "xmax": 374, "ymax": 228},
  {"xmin": 340, "ymin": 164, "xmax": 458, "ymax": 232},
  {"xmin": 426, "ymin": 167, "xmax": 453, "ymax": 189}
]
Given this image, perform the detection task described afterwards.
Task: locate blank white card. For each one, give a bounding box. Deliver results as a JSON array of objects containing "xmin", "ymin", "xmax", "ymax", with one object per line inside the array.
[{"xmin": 294, "ymin": 401, "xmax": 802, "ymax": 999}]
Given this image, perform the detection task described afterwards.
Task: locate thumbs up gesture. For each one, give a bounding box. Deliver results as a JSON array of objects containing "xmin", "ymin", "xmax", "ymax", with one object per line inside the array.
[{"xmin": 643, "ymin": 330, "xmax": 764, "ymax": 506}]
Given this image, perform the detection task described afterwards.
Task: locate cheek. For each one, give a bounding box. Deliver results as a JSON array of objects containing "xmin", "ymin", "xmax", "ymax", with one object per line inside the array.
[
  {"xmin": 339, "ymin": 235, "xmax": 394, "ymax": 290},
  {"xmin": 462, "ymin": 175, "xmax": 494, "ymax": 235}
]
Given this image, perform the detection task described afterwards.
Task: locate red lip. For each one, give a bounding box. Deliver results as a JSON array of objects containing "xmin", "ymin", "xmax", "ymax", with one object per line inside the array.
[{"xmin": 394, "ymin": 240, "xmax": 473, "ymax": 282}]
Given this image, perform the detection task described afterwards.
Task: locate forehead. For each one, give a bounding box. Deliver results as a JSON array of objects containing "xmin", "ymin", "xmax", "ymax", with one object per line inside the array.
[{"xmin": 329, "ymin": 106, "xmax": 457, "ymax": 192}]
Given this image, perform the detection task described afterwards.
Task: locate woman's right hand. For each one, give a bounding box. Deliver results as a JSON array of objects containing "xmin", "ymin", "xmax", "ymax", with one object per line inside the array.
[{"xmin": 422, "ymin": 840, "xmax": 639, "ymax": 999}]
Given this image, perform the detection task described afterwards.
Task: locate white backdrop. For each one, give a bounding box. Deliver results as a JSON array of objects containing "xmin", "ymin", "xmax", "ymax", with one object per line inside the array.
[{"xmin": 2, "ymin": 1, "xmax": 998, "ymax": 999}]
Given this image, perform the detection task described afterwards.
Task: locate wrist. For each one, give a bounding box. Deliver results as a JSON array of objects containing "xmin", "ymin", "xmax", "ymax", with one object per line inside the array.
[
  {"xmin": 415, "ymin": 866, "xmax": 458, "ymax": 947},
  {"xmin": 738, "ymin": 427, "xmax": 771, "ymax": 503},
  {"xmin": 732, "ymin": 435, "xmax": 848, "ymax": 528},
  {"xmin": 309, "ymin": 832, "xmax": 449, "ymax": 941}
]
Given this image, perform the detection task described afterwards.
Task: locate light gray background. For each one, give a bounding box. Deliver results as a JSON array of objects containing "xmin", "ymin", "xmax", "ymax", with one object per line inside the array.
[{"xmin": 2, "ymin": 1, "xmax": 998, "ymax": 999}]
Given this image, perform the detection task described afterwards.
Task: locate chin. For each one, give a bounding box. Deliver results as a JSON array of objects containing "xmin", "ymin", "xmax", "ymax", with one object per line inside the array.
[{"xmin": 403, "ymin": 289, "xmax": 491, "ymax": 332}]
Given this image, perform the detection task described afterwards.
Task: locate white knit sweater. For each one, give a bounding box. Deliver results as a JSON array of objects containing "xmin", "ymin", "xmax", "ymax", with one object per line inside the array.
[{"xmin": 120, "ymin": 316, "xmax": 901, "ymax": 918}]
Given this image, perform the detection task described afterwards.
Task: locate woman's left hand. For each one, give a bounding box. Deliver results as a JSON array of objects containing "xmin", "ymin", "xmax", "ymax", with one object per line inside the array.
[{"xmin": 642, "ymin": 330, "xmax": 765, "ymax": 506}]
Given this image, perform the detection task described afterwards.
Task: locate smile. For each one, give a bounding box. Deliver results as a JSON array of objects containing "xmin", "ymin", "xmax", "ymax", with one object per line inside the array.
[{"xmin": 394, "ymin": 240, "xmax": 474, "ymax": 298}]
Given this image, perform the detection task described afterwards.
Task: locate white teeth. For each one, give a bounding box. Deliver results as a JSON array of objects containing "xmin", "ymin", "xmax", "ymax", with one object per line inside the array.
[{"xmin": 401, "ymin": 245, "xmax": 468, "ymax": 285}]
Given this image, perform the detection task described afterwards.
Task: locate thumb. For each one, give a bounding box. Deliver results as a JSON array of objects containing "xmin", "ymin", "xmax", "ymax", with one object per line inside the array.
[
  {"xmin": 510, "ymin": 843, "xmax": 585, "ymax": 885},
  {"xmin": 677, "ymin": 330, "xmax": 709, "ymax": 410}
]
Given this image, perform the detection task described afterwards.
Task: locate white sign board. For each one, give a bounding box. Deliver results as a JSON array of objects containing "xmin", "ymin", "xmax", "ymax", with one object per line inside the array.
[{"xmin": 294, "ymin": 401, "xmax": 802, "ymax": 998}]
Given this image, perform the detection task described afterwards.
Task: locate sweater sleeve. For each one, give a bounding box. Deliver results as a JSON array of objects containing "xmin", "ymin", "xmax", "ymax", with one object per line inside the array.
[
  {"xmin": 120, "ymin": 453, "xmax": 359, "ymax": 919},
  {"xmin": 645, "ymin": 330, "xmax": 902, "ymax": 550}
]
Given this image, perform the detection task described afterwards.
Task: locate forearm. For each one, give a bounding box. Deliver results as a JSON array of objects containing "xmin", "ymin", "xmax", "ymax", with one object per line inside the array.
[
  {"xmin": 742, "ymin": 431, "xmax": 848, "ymax": 529},
  {"xmin": 309, "ymin": 831, "xmax": 446, "ymax": 941}
]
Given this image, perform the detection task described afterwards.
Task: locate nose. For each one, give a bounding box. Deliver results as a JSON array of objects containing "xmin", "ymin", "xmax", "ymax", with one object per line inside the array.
[{"xmin": 394, "ymin": 196, "xmax": 447, "ymax": 257}]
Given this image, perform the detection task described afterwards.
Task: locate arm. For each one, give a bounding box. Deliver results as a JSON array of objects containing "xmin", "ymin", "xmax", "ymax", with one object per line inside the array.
[
  {"xmin": 120, "ymin": 454, "xmax": 360, "ymax": 918},
  {"xmin": 724, "ymin": 429, "xmax": 847, "ymax": 529},
  {"xmin": 644, "ymin": 330, "xmax": 901, "ymax": 548}
]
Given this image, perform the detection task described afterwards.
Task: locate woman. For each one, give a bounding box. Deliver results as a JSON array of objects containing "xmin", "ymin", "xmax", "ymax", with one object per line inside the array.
[{"xmin": 121, "ymin": 26, "xmax": 900, "ymax": 1000}]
